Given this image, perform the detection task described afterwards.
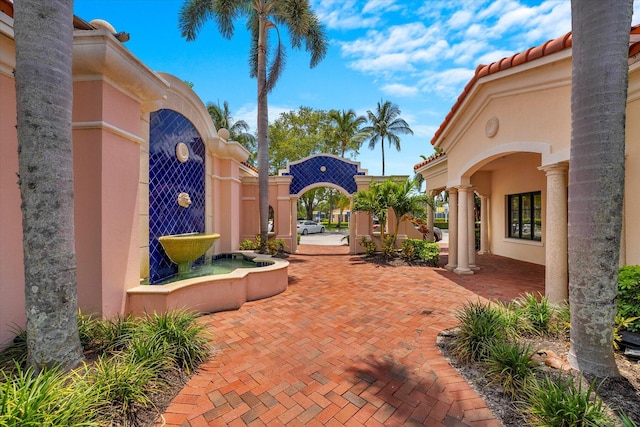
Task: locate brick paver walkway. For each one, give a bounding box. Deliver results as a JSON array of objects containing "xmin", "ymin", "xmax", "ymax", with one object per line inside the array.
[{"xmin": 159, "ymin": 244, "xmax": 544, "ymax": 426}]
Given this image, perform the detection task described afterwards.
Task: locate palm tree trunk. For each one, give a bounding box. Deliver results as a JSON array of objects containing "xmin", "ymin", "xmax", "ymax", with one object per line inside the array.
[
  {"xmin": 13, "ymin": 0, "xmax": 83, "ymax": 371},
  {"xmin": 381, "ymin": 136, "xmax": 386, "ymax": 176},
  {"xmin": 568, "ymin": 0, "xmax": 632, "ymax": 377},
  {"xmin": 256, "ymin": 4, "xmax": 269, "ymax": 252}
]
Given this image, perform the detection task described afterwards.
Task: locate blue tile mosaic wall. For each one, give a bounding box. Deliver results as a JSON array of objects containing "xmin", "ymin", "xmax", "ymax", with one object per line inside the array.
[
  {"xmin": 149, "ymin": 109, "xmax": 205, "ymax": 284},
  {"xmin": 283, "ymin": 155, "xmax": 365, "ymax": 195}
]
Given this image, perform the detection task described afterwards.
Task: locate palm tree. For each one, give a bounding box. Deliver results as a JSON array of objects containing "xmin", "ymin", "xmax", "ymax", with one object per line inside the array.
[
  {"xmin": 328, "ymin": 109, "xmax": 368, "ymax": 158},
  {"xmin": 362, "ymin": 100, "xmax": 413, "ymax": 176},
  {"xmin": 568, "ymin": 0, "xmax": 633, "ymax": 377},
  {"xmin": 180, "ymin": 0, "xmax": 327, "ymax": 251},
  {"xmin": 13, "ymin": 0, "xmax": 83, "ymax": 371},
  {"xmin": 386, "ymin": 178, "xmax": 432, "ymax": 245},
  {"xmin": 207, "ymin": 100, "xmax": 257, "ymax": 163}
]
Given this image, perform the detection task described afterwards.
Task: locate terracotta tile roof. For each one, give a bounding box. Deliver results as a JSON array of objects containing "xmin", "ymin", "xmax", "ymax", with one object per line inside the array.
[
  {"xmin": 413, "ymin": 151, "xmax": 446, "ymax": 171},
  {"xmin": 420, "ymin": 24, "xmax": 640, "ymax": 174},
  {"xmin": 0, "ymin": 0, "xmax": 12, "ymax": 17}
]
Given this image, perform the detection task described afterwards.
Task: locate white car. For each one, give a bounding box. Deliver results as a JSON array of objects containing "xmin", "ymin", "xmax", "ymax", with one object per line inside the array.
[{"xmin": 297, "ymin": 220, "xmax": 325, "ymax": 235}]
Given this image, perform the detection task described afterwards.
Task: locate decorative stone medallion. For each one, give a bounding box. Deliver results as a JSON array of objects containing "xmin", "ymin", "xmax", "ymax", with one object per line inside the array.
[
  {"xmin": 176, "ymin": 142, "xmax": 189, "ymax": 162},
  {"xmin": 320, "ymin": 165, "xmax": 327, "ymax": 173},
  {"xmin": 485, "ymin": 116, "xmax": 499, "ymax": 138}
]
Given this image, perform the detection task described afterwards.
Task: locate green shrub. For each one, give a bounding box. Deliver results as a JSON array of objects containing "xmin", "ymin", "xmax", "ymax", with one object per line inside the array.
[
  {"xmin": 514, "ymin": 293, "xmax": 555, "ymax": 336},
  {"xmin": 94, "ymin": 314, "xmax": 141, "ymax": 352},
  {"xmin": 360, "ymin": 236, "xmax": 376, "ymax": 256},
  {"xmin": 89, "ymin": 354, "xmax": 161, "ymax": 424},
  {"xmin": 239, "ymin": 238, "xmax": 258, "ymax": 250},
  {"xmin": 484, "ymin": 341, "xmax": 538, "ymax": 396},
  {"xmin": 381, "ymin": 235, "xmax": 396, "ymax": 258},
  {"xmin": 400, "ymin": 239, "xmax": 440, "ymax": 266},
  {"xmin": 434, "ymin": 220, "xmax": 448, "ymax": 230},
  {"xmin": 0, "ymin": 364, "xmax": 99, "ymax": 427},
  {"xmin": 618, "ymin": 265, "xmax": 640, "ymax": 333},
  {"xmin": 266, "ymin": 238, "xmax": 286, "ymax": 256},
  {"xmin": 523, "ymin": 374, "xmax": 612, "ymax": 427},
  {"xmin": 141, "ymin": 310, "xmax": 210, "ymax": 374},
  {"xmin": 450, "ymin": 301, "xmax": 513, "ymax": 364}
]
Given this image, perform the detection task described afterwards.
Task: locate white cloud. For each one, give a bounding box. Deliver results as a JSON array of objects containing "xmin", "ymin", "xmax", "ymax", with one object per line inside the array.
[
  {"xmin": 362, "ymin": 0, "xmax": 402, "ymax": 15},
  {"xmin": 448, "ymin": 10, "xmax": 474, "ymax": 29},
  {"xmin": 234, "ymin": 103, "xmax": 295, "ymax": 132},
  {"xmin": 349, "ymin": 53, "xmax": 414, "ymax": 73},
  {"xmin": 381, "ymin": 83, "xmax": 419, "ymax": 97},
  {"xmin": 419, "ymin": 68, "xmax": 476, "ymax": 99}
]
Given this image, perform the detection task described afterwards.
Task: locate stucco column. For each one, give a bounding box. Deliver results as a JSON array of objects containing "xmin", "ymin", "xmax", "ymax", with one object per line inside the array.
[
  {"xmin": 468, "ymin": 189, "xmax": 478, "ymax": 270},
  {"xmin": 445, "ymin": 188, "xmax": 458, "ymax": 271},
  {"xmin": 455, "ymin": 185, "xmax": 473, "ymax": 275},
  {"xmin": 539, "ymin": 163, "xmax": 568, "ymax": 303},
  {"xmin": 290, "ymin": 197, "xmax": 298, "ymax": 254},
  {"xmin": 427, "ymin": 190, "xmax": 435, "ymax": 242},
  {"xmin": 478, "ymin": 195, "xmax": 491, "ymax": 254}
]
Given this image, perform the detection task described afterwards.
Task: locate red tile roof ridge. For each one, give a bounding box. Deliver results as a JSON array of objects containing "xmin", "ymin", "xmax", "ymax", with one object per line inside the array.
[
  {"xmin": 428, "ymin": 26, "xmax": 640, "ymax": 152},
  {"xmin": 413, "ymin": 151, "xmax": 446, "ymax": 171}
]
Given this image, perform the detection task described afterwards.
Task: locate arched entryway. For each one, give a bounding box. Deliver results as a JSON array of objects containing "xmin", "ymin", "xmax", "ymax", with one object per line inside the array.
[{"xmin": 278, "ymin": 154, "xmax": 368, "ymax": 254}]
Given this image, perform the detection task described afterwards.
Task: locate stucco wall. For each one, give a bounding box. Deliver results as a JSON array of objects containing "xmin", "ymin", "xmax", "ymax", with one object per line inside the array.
[
  {"xmin": 625, "ymin": 95, "xmax": 640, "ymax": 266},
  {"xmin": 0, "ymin": 70, "xmax": 26, "ymax": 348}
]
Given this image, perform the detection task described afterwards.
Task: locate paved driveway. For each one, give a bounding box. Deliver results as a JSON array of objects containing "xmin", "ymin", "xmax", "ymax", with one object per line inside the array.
[{"xmin": 161, "ymin": 247, "xmax": 543, "ymax": 426}]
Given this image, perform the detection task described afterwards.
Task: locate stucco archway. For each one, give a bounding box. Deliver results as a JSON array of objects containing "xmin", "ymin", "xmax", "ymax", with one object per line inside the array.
[{"xmin": 278, "ymin": 154, "xmax": 368, "ymax": 254}]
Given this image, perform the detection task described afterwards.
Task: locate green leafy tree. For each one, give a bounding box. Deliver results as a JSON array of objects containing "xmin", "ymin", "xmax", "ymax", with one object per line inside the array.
[
  {"xmin": 568, "ymin": 0, "xmax": 633, "ymax": 377},
  {"xmin": 298, "ymin": 188, "xmax": 322, "ymax": 220},
  {"xmin": 268, "ymin": 107, "xmax": 333, "ymax": 173},
  {"xmin": 179, "ymin": 0, "xmax": 328, "ymax": 251},
  {"xmin": 328, "ymin": 109, "xmax": 368, "ymax": 158},
  {"xmin": 13, "ymin": 0, "xmax": 83, "ymax": 371},
  {"xmin": 362, "ymin": 100, "xmax": 413, "ymax": 176},
  {"xmin": 207, "ymin": 100, "xmax": 257, "ymax": 164}
]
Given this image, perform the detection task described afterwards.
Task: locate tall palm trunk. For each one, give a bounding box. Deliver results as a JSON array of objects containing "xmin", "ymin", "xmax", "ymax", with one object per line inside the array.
[
  {"xmin": 568, "ymin": 0, "xmax": 632, "ymax": 377},
  {"xmin": 256, "ymin": 4, "xmax": 270, "ymax": 251},
  {"xmin": 13, "ymin": 0, "xmax": 83, "ymax": 371},
  {"xmin": 380, "ymin": 136, "xmax": 386, "ymax": 176}
]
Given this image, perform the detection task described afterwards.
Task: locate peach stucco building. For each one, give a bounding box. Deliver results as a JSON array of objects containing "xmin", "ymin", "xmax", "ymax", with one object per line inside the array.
[
  {"xmin": 415, "ymin": 26, "xmax": 640, "ymax": 303},
  {"xmin": 0, "ymin": 4, "xmax": 298, "ymax": 348}
]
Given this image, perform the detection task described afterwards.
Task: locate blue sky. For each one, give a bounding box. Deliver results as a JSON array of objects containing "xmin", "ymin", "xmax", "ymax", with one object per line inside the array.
[{"xmin": 73, "ymin": 0, "xmax": 639, "ymax": 177}]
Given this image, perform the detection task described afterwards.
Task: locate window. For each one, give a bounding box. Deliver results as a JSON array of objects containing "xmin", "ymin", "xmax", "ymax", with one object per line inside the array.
[{"xmin": 508, "ymin": 192, "xmax": 542, "ymax": 241}]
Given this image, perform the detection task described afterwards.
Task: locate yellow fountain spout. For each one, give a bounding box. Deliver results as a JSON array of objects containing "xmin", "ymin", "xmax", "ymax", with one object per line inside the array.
[{"xmin": 158, "ymin": 233, "xmax": 221, "ymax": 274}]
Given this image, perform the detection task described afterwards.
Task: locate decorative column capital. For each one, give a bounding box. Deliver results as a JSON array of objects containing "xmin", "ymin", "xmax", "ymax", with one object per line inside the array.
[{"xmin": 538, "ymin": 162, "xmax": 569, "ymax": 176}]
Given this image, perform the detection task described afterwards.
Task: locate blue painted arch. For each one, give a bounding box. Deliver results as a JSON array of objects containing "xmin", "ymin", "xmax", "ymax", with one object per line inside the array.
[{"xmin": 279, "ymin": 154, "xmax": 367, "ymax": 196}]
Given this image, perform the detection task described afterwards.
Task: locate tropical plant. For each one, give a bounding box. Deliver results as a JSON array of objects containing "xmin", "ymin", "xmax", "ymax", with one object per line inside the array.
[
  {"xmin": 0, "ymin": 364, "xmax": 99, "ymax": 427},
  {"xmin": 361, "ymin": 100, "xmax": 413, "ymax": 176},
  {"xmin": 207, "ymin": 100, "xmax": 257, "ymax": 163},
  {"xmin": 400, "ymin": 239, "xmax": 440, "ymax": 266},
  {"xmin": 449, "ymin": 301, "xmax": 514, "ymax": 364},
  {"xmin": 484, "ymin": 341, "xmax": 538, "ymax": 397},
  {"xmin": 179, "ymin": 0, "xmax": 328, "ymax": 252},
  {"xmin": 523, "ymin": 374, "xmax": 612, "ymax": 426},
  {"xmin": 617, "ymin": 265, "xmax": 640, "ymax": 333},
  {"xmin": 328, "ymin": 109, "xmax": 368, "ymax": 158},
  {"xmin": 13, "ymin": 0, "xmax": 84, "ymax": 371},
  {"xmin": 568, "ymin": 0, "xmax": 633, "ymax": 377},
  {"xmin": 335, "ymin": 193, "xmax": 351, "ymax": 229},
  {"xmin": 360, "ymin": 236, "xmax": 376, "ymax": 256},
  {"xmin": 514, "ymin": 293, "xmax": 555, "ymax": 336}
]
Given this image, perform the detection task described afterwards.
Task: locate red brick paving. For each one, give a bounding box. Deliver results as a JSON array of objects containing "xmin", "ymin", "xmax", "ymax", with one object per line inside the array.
[{"xmin": 159, "ymin": 243, "xmax": 544, "ymax": 426}]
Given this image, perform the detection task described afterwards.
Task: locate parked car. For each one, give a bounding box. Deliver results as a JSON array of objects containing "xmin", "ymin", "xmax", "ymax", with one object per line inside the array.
[{"xmin": 297, "ymin": 220, "xmax": 325, "ymax": 235}]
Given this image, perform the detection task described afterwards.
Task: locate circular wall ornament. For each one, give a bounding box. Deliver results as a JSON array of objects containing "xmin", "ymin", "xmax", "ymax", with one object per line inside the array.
[
  {"xmin": 320, "ymin": 166, "xmax": 327, "ymax": 173},
  {"xmin": 485, "ymin": 117, "xmax": 499, "ymax": 138},
  {"xmin": 176, "ymin": 142, "xmax": 189, "ymax": 163}
]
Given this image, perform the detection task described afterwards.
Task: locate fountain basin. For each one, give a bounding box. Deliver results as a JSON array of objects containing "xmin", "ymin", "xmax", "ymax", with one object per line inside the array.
[
  {"xmin": 158, "ymin": 233, "xmax": 220, "ymax": 265},
  {"xmin": 126, "ymin": 252, "xmax": 288, "ymax": 316}
]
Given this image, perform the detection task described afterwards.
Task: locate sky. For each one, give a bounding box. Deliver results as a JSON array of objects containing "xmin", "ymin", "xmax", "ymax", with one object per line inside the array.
[{"xmin": 73, "ymin": 0, "xmax": 640, "ymax": 177}]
